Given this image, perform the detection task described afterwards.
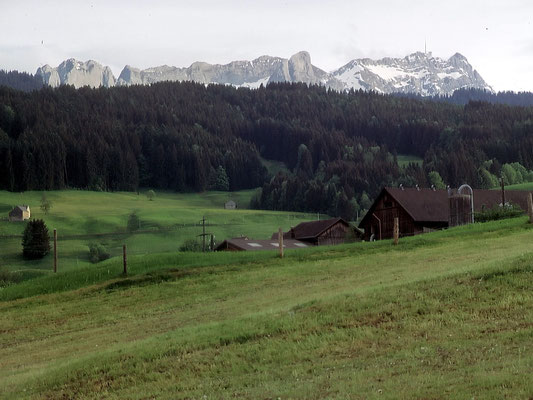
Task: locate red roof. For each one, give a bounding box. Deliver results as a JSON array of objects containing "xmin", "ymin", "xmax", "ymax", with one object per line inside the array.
[
  {"xmin": 385, "ymin": 187, "xmax": 449, "ymax": 222},
  {"xmin": 272, "ymin": 217, "xmax": 351, "ymax": 240},
  {"xmin": 361, "ymin": 187, "xmax": 532, "ymax": 225}
]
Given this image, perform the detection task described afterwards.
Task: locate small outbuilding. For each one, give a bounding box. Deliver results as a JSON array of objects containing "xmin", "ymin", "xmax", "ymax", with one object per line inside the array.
[
  {"xmin": 224, "ymin": 200, "xmax": 236, "ymax": 210},
  {"xmin": 8, "ymin": 205, "xmax": 31, "ymax": 222},
  {"xmin": 272, "ymin": 217, "xmax": 353, "ymax": 246}
]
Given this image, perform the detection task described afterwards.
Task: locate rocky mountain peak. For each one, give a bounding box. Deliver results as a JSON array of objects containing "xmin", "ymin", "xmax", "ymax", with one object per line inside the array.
[
  {"xmin": 36, "ymin": 51, "xmax": 491, "ymax": 96},
  {"xmin": 332, "ymin": 51, "xmax": 491, "ymax": 96},
  {"xmin": 36, "ymin": 59, "xmax": 115, "ymax": 88}
]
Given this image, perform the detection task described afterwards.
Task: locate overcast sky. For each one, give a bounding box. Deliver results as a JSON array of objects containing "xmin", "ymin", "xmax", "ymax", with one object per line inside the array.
[{"xmin": 1, "ymin": 0, "xmax": 532, "ymax": 92}]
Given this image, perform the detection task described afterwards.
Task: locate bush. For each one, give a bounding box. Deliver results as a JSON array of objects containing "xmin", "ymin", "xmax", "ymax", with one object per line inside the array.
[
  {"xmin": 179, "ymin": 239, "xmax": 203, "ymax": 252},
  {"xmin": 88, "ymin": 242, "xmax": 111, "ymax": 263},
  {"xmin": 127, "ymin": 212, "xmax": 141, "ymax": 232},
  {"xmin": 22, "ymin": 219, "xmax": 51, "ymax": 259},
  {"xmin": 475, "ymin": 204, "xmax": 524, "ymax": 222},
  {"xmin": 0, "ymin": 269, "xmax": 22, "ymax": 286}
]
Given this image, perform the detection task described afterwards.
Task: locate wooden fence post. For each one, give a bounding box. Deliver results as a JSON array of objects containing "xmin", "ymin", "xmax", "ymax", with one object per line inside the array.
[
  {"xmin": 53, "ymin": 229, "xmax": 57, "ymax": 273},
  {"xmin": 527, "ymin": 193, "xmax": 533, "ymax": 224},
  {"xmin": 278, "ymin": 227, "xmax": 284, "ymax": 259},
  {"xmin": 393, "ymin": 217, "xmax": 399, "ymax": 246},
  {"xmin": 123, "ymin": 244, "xmax": 127, "ymax": 275}
]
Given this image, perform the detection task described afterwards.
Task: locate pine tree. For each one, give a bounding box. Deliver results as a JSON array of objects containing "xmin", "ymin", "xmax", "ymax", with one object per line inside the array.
[{"xmin": 22, "ymin": 219, "xmax": 51, "ymax": 259}]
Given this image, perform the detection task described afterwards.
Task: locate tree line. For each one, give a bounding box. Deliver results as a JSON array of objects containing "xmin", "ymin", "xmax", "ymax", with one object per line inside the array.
[{"xmin": 1, "ymin": 80, "xmax": 533, "ymax": 220}]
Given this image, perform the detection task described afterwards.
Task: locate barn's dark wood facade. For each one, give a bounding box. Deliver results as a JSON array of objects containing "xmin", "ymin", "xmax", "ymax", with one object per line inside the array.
[
  {"xmin": 359, "ymin": 187, "xmax": 532, "ymax": 241},
  {"xmin": 359, "ymin": 188, "xmax": 448, "ymax": 241}
]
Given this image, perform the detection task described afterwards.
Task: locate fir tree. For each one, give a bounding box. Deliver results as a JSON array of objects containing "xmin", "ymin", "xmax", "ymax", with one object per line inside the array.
[{"xmin": 22, "ymin": 219, "xmax": 51, "ymax": 259}]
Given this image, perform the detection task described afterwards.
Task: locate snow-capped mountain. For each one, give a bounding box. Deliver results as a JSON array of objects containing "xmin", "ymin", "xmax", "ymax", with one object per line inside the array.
[
  {"xmin": 332, "ymin": 52, "xmax": 490, "ymax": 96},
  {"xmin": 35, "ymin": 51, "xmax": 491, "ymax": 96},
  {"xmin": 36, "ymin": 59, "xmax": 115, "ymax": 89}
]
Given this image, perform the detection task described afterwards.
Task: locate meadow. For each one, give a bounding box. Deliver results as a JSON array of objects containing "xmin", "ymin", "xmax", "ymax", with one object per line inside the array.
[
  {"xmin": 396, "ymin": 154, "xmax": 423, "ymax": 168},
  {"xmin": 503, "ymin": 182, "xmax": 533, "ymax": 191},
  {"xmin": 0, "ymin": 189, "xmax": 319, "ymax": 277},
  {"xmin": 0, "ymin": 216, "xmax": 531, "ymax": 399}
]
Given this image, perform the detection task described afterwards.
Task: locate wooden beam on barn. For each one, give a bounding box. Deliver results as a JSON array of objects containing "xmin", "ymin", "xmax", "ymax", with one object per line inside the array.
[{"xmin": 393, "ymin": 217, "xmax": 399, "ymax": 245}]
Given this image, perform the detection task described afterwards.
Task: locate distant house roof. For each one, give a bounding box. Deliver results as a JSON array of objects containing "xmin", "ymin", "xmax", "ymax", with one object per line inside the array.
[
  {"xmin": 215, "ymin": 238, "xmax": 309, "ymax": 251},
  {"xmin": 360, "ymin": 187, "xmax": 532, "ymax": 226},
  {"xmin": 9, "ymin": 205, "xmax": 30, "ymax": 215},
  {"xmin": 272, "ymin": 217, "xmax": 351, "ymax": 240}
]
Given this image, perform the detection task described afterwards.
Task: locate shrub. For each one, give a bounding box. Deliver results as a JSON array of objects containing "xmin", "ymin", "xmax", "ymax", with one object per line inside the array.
[
  {"xmin": 0, "ymin": 269, "xmax": 22, "ymax": 286},
  {"xmin": 127, "ymin": 212, "xmax": 141, "ymax": 232},
  {"xmin": 22, "ymin": 219, "xmax": 51, "ymax": 259},
  {"xmin": 475, "ymin": 204, "xmax": 524, "ymax": 222},
  {"xmin": 88, "ymin": 243, "xmax": 111, "ymax": 263},
  {"xmin": 179, "ymin": 239, "xmax": 203, "ymax": 252}
]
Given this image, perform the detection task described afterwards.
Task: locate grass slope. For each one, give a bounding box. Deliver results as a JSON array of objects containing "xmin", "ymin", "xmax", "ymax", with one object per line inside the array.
[
  {"xmin": 0, "ymin": 190, "xmax": 319, "ymax": 276},
  {"xmin": 397, "ymin": 154, "xmax": 423, "ymax": 168},
  {"xmin": 503, "ymin": 182, "xmax": 533, "ymax": 191},
  {"xmin": 0, "ymin": 218, "xmax": 532, "ymax": 399}
]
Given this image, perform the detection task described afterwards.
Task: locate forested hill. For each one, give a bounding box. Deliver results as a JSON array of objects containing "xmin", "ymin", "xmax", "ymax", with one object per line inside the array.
[
  {"xmin": 0, "ymin": 70, "xmax": 43, "ymax": 92},
  {"xmin": 1, "ymin": 81, "xmax": 533, "ymax": 219},
  {"xmin": 397, "ymin": 87, "xmax": 533, "ymax": 107}
]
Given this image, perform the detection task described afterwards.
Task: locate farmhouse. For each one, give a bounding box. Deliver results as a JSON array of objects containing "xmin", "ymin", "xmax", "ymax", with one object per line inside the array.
[
  {"xmin": 215, "ymin": 237, "xmax": 309, "ymax": 251},
  {"xmin": 359, "ymin": 187, "xmax": 532, "ymax": 241},
  {"xmin": 272, "ymin": 217, "xmax": 353, "ymax": 246},
  {"xmin": 224, "ymin": 200, "xmax": 236, "ymax": 210},
  {"xmin": 8, "ymin": 205, "xmax": 31, "ymax": 222}
]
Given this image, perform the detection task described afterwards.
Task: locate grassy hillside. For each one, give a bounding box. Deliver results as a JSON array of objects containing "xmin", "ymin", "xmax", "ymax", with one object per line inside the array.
[
  {"xmin": 0, "ymin": 217, "xmax": 531, "ymax": 399},
  {"xmin": 0, "ymin": 190, "xmax": 319, "ymax": 276},
  {"xmin": 503, "ymin": 182, "xmax": 533, "ymax": 191},
  {"xmin": 397, "ymin": 154, "xmax": 423, "ymax": 168}
]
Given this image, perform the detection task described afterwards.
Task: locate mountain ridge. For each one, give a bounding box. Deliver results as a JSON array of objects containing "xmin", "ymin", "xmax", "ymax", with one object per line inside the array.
[{"xmin": 34, "ymin": 51, "xmax": 491, "ymax": 96}]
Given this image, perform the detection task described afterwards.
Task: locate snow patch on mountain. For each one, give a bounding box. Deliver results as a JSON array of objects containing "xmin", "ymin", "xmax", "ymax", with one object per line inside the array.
[{"xmin": 332, "ymin": 52, "xmax": 491, "ymax": 96}]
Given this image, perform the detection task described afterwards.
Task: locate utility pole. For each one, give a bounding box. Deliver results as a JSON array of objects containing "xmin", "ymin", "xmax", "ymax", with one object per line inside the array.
[
  {"xmin": 123, "ymin": 244, "xmax": 127, "ymax": 275},
  {"xmin": 202, "ymin": 216, "xmax": 206, "ymax": 252},
  {"xmin": 501, "ymin": 176, "xmax": 506, "ymax": 206},
  {"xmin": 53, "ymin": 229, "xmax": 57, "ymax": 273},
  {"xmin": 198, "ymin": 216, "xmax": 211, "ymax": 252}
]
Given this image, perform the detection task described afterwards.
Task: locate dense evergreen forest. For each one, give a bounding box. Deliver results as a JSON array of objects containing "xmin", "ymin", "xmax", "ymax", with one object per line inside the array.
[
  {"xmin": 398, "ymin": 87, "xmax": 533, "ymax": 107},
  {"xmin": 0, "ymin": 70, "xmax": 43, "ymax": 92},
  {"xmin": 1, "ymin": 80, "xmax": 533, "ymax": 220}
]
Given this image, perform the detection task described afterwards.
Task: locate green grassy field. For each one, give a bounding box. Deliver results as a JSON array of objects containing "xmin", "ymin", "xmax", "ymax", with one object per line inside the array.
[
  {"xmin": 396, "ymin": 154, "xmax": 423, "ymax": 168},
  {"xmin": 502, "ymin": 182, "xmax": 533, "ymax": 191},
  {"xmin": 0, "ymin": 217, "xmax": 531, "ymax": 399},
  {"xmin": 0, "ymin": 190, "xmax": 320, "ymax": 277}
]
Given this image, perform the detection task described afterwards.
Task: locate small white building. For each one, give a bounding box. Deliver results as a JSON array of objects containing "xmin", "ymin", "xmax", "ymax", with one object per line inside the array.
[
  {"xmin": 224, "ymin": 200, "xmax": 236, "ymax": 210},
  {"xmin": 8, "ymin": 205, "xmax": 31, "ymax": 222}
]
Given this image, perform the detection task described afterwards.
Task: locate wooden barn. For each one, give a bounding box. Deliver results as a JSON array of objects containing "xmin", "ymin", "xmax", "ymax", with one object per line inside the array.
[
  {"xmin": 215, "ymin": 237, "xmax": 309, "ymax": 252},
  {"xmin": 272, "ymin": 217, "xmax": 353, "ymax": 246},
  {"xmin": 8, "ymin": 205, "xmax": 31, "ymax": 222},
  {"xmin": 359, "ymin": 187, "xmax": 532, "ymax": 241}
]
